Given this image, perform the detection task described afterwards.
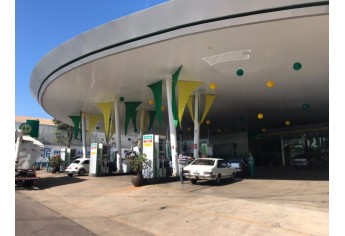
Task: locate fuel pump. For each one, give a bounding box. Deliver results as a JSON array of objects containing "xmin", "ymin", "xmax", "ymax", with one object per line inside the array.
[
  {"xmin": 89, "ymin": 143, "xmax": 110, "ymax": 176},
  {"xmin": 142, "ymin": 134, "xmax": 168, "ymax": 178}
]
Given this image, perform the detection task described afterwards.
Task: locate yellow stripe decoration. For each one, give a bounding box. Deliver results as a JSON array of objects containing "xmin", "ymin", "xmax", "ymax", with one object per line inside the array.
[
  {"xmin": 187, "ymin": 95, "xmax": 194, "ymax": 122},
  {"xmin": 98, "ymin": 102, "xmax": 113, "ymax": 143},
  {"xmin": 199, "ymin": 94, "xmax": 216, "ymax": 125},
  {"xmin": 109, "ymin": 115, "xmax": 115, "ymax": 142},
  {"xmin": 88, "ymin": 114, "xmax": 102, "ymax": 143},
  {"xmin": 139, "ymin": 109, "xmax": 149, "ymax": 133},
  {"xmin": 178, "ymin": 80, "xmax": 203, "ymax": 127}
]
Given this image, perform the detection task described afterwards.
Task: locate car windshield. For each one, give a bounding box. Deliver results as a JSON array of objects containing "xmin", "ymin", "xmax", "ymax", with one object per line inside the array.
[
  {"xmin": 228, "ymin": 158, "xmax": 248, "ymax": 164},
  {"xmin": 191, "ymin": 159, "xmax": 215, "ymax": 166},
  {"xmin": 72, "ymin": 160, "xmax": 81, "ymax": 164}
]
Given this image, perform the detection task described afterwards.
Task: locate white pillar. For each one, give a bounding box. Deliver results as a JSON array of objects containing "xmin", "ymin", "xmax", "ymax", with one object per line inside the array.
[
  {"xmin": 139, "ymin": 109, "xmax": 145, "ymax": 154},
  {"xmin": 193, "ymin": 91, "xmax": 200, "ymax": 158},
  {"xmin": 165, "ymin": 75, "xmax": 179, "ymax": 176},
  {"xmin": 114, "ymin": 97, "xmax": 122, "ymax": 172},
  {"xmin": 281, "ymin": 136, "xmax": 285, "ymax": 166},
  {"xmin": 81, "ymin": 112, "xmax": 87, "ymax": 158},
  {"xmin": 179, "ymin": 130, "xmax": 183, "ymax": 154}
]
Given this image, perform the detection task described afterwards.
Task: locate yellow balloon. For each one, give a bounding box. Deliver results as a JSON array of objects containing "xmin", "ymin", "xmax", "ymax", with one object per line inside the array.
[
  {"xmin": 266, "ymin": 80, "xmax": 275, "ymax": 88},
  {"xmin": 285, "ymin": 120, "xmax": 291, "ymax": 126},
  {"xmin": 206, "ymin": 120, "xmax": 211, "ymax": 125},
  {"xmin": 257, "ymin": 113, "xmax": 264, "ymax": 119},
  {"xmin": 148, "ymin": 99, "xmax": 154, "ymax": 105},
  {"xmin": 209, "ymin": 83, "xmax": 217, "ymax": 90}
]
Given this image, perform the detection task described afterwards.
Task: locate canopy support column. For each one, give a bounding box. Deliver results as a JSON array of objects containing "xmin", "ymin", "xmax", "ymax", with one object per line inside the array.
[
  {"xmin": 166, "ymin": 75, "xmax": 179, "ymax": 176},
  {"xmin": 114, "ymin": 97, "xmax": 122, "ymax": 172},
  {"xmin": 193, "ymin": 91, "xmax": 200, "ymax": 158},
  {"xmin": 81, "ymin": 112, "xmax": 87, "ymax": 158}
]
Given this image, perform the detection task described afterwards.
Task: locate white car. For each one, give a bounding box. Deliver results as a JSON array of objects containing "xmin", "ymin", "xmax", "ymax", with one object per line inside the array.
[
  {"xmin": 183, "ymin": 158, "xmax": 236, "ymax": 185},
  {"xmin": 65, "ymin": 158, "xmax": 90, "ymax": 177}
]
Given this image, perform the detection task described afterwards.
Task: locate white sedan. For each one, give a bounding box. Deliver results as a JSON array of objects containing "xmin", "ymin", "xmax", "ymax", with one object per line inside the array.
[
  {"xmin": 183, "ymin": 158, "xmax": 236, "ymax": 185},
  {"xmin": 65, "ymin": 158, "xmax": 90, "ymax": 177}
]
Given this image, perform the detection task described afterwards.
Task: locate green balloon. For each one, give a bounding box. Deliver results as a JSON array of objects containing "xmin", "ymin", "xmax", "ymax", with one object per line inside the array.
[
  {"xmin": 236, "ymin": 69, "xmax": 244, "ymax": 76},
  {"xmin": 293, "ymin": 62, "xmax": 302, "ymax": 70},
  {"xmin": 302, "ymin": 104, "xmax": 310, "ymax": 110}
]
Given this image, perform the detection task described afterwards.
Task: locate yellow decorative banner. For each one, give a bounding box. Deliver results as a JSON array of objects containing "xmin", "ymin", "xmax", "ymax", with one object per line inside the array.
[
  {"xmin": 98, "ymin": 102, "xmax": 113, "ymax": 143},
  {"xmin": 178, "ymin": 80, "xmax": 203, "ymax": 127},
  {"xmin": 187, "ymin": 95, "xmax": 194, "ymax": 122},
  {"xmin": 139, "ymin": 109, "xmax": 149, "ymax": 133},
  {"xmin": 109, "ymin": 115, "xmax": 115, "ymax": 142},
  {"xmin": 88, "ymin": 115, "xmax": 102, "ymax": 143},
  {"xmin": 199, "ymin": 94, "xmax": 216, "ymax": 125}
]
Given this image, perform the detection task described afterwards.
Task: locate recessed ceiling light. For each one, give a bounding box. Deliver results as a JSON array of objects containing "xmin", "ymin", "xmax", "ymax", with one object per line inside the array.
[{"xmin": 202, "ymin": 49, "xmax": 251, "ymax": 66}]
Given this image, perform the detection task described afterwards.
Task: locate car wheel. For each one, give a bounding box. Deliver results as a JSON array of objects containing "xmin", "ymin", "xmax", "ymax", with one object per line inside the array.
[
  {"xmin": 68, "ymin": 173, "xmax": 73, "ymax": 177},
  {"xmin": 215, "ymin": 175, "xmax": 221, "ymax": 185},
  {"xmin": 23, "ymin": 180, "xmax": 34, "ymax": 188},
  {"xmin": 230, "ymin": 173, "xmax": 235, "ymax": 182},
  {"xmin": 191, "ymin": 179, "xmax": 197, "ymax": 185},
  {"xmin": 78, "ymin": 169, "xmax": 86, "ymax": 176}
]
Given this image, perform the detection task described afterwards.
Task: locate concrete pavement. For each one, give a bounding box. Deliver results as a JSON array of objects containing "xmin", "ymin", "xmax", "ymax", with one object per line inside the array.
[{"xmin": 16, "ymin": 168, "xmax": 329, "ymax": 236}]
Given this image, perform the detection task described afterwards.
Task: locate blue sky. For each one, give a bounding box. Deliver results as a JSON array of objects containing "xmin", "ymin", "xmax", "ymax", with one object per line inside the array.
[{"xmin": 15, "ymin": 0, "xmax": 168, "ymax": 119}]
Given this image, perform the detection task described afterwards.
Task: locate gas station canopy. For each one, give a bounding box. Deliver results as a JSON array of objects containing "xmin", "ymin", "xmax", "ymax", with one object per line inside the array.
[{"xmin": 30, "ymin": 0, "xmax": 329, "ymax": 137}]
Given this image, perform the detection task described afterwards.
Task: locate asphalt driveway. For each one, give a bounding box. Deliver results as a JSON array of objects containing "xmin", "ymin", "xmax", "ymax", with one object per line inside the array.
[{"xmin": 16, "ymin": 167, "xmax": 329, "ymax": 236}]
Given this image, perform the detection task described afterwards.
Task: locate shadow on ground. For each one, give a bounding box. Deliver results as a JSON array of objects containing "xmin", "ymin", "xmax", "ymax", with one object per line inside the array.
[
  {"xmin": 251, "ymin": 166, "xmax": 329, "ymax": 181},
  {"xmin": 15, "ymin": 175, "xmax": 87, "ymax": 191}
]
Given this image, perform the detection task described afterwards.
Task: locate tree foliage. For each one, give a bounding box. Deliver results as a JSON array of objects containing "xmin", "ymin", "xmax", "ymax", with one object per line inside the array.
[{"xmin": 53, "ymin": 118, "xmax": 74, "ymax": 147}]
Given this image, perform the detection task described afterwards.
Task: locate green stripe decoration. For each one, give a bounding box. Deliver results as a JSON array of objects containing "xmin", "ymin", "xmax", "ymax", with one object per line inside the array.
[
  {"xmin": 147, "ymin": 111, "xmax": 156, "ymax": 132},
  {"xmin": 172, "ymin": 65, "xmax": 183, "ymax": 127},
  {"xmin": 148, "ymin": 81, "xmax": 163, "ymax": 126},
  {"xmin": 69, "ymin": 115, "xmax": 81, "ymax": 139},
  {"xmin": 124, "ymin": 102, "xmax": 142, "ymax": 135}
]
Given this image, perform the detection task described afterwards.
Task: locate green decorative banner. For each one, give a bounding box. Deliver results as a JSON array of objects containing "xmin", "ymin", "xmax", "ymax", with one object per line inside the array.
[
  {"xmin": 172, "ymin": 65, "xmax": 182, "ymax": 127},
  {"xmin": 148, "ymin": 81, "xmax": 162, "ymax": 125},
  {"xmin": 147, "ymin": 111, "xmax": 156, "ymax": 132},
  {"xmin": 69, "ymin": 115, "xmax": 81, "ymax": 139},
  {"xmin": 124, "ymin": 102, "xmax": 142, "ymax": 135}
]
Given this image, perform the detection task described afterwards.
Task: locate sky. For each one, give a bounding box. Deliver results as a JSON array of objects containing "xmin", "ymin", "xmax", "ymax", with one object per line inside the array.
[{"xmin": 15, "ymin": 0, "xmax": 169, "ymax": 119}]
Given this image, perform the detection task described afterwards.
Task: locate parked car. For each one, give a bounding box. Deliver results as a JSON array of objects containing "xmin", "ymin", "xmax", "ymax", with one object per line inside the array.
[
  {"xmin": 183, "ymin": 158, "xmax": 236, "ymax": 185},
  {"xmin": 65, "ymin": 158, "xmax": 90, "ymax": 177},
  {"xmin": 227, "ymin": 158, "xmax": 249, "ymax": 177},
  {"xmin": 292, "ymin": 153, "xmax": 328, "ymax": 169}
]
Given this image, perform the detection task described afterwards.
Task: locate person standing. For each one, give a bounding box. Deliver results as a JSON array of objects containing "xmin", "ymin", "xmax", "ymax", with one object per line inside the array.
[
  {"xmin": 248, "ymin": 152, "xmax": 255, "ymax": 177},
  {"xmin": 46, "ymin": 157, "xmax": 51, "ymax": 173}
]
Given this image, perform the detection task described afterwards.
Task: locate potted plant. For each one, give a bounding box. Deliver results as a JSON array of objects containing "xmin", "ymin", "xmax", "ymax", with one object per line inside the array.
[
  {"xmin": 50, "ymin": 155, "xmax": 62, "ymax": 173},
  {"xmin": 127, "ymin": 153, "xmax": 150, "ymax": 187}
]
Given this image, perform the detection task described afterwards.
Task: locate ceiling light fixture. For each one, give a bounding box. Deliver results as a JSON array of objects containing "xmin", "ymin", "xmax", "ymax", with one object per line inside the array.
[{"xmin": 202, "ymin": 49, "xmax": 251, "ymax": 66}]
